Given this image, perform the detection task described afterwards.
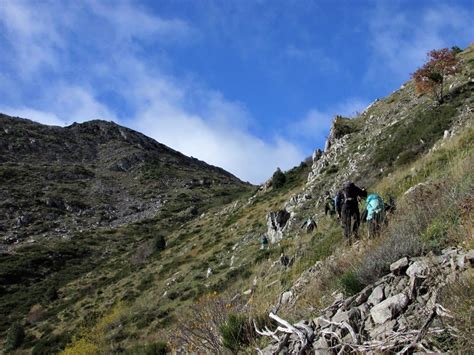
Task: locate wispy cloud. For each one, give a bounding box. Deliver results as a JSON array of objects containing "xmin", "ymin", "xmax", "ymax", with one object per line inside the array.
[
  {"xmin": 290, "ymin": 98, "xmax": 370, "ymax": 145},
  {"xmin": 366, "ymin": 2, "xmax": 473, "ymax": 83}
]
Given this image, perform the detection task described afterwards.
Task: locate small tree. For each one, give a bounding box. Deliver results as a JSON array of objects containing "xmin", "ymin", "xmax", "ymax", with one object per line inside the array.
[
  {"xmin": 271, "ymin": 168, "xmax": 286, "ymax": 189},
  {"xmin": 412, "ymin": 48, "xmax": 460, "ymax": 104}
]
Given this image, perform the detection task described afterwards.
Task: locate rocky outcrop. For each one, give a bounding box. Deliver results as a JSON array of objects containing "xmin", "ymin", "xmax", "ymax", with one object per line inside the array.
[
  {"xmin": 266, "ymin": 210, "xmax": 291, "ymax": 243},
  {"xmin": 257, "ymin": 248, "xmax": 473, "ymax": 354}
]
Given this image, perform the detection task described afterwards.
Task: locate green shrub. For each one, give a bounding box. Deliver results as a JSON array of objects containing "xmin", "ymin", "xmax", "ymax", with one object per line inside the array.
[
  {"xmin": 153, "ymin": 235, "xmax": 166, "ymax": 253},
  {"xmin": 271, "ymin": 168, "xmax": 286, "ymax": 189},
  {"xmin": 44, "ymin": 285, "xmax": 59, "ymax": 302},
  {"xmin": 339, "ymin": 270, "xmax": 364, "ymax": 295},
  {"xmin": 6, "ymin": 322, "xmax": 25, "ymax": 351},
  {"xmin": 219, "ymin": 313, "xmax": 250, "ymax": 352},
  {"xmin": 421, "ymin": 219, "xmax": 450, "ymax": 253}
]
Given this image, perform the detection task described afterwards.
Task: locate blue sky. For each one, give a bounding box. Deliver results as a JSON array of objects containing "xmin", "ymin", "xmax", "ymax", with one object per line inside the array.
[{"xmin": 0, "ymin": 0, "xmax": 472, "ymax": 183}]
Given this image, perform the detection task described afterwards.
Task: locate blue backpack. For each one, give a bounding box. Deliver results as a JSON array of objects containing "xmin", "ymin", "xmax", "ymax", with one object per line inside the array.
[{"xmin": 366, "ymin": 194, "xmax": 384, "ymax": 221}]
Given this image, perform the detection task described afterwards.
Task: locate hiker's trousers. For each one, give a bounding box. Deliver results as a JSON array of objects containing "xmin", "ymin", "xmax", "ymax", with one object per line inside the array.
[{"xmin": 341, "ymin": 200, "xmax": 360, "ymax": 239}]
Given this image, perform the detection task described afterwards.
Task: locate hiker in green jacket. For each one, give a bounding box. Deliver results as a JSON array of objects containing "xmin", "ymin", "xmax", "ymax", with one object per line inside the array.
[{"xmin": 324, "ymin": 191, "xmax": 336, "ymax": 216}]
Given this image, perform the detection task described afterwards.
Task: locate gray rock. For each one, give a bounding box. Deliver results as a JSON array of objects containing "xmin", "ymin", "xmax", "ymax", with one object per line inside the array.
[
  {"xmin": 466, "ymin": 249, "xmax": 474, "ymax": 267},
  {"xmin": 281, "ymin": 290, "xmax": 293, "ymax": 304},
  {"xmin": 370, "ymin": 293, "xmax": 409, "ymax": 324},
  {"xmin": 332, "ymin": 310, "xmax": 349, "ymax": 323},
  {"xmin": 390, "ymin": 257, "xmax": 409, "ymax": 275},
  {"xmin": 406, "ymin": 260, "xmax": 429, "ymax": 279},
  {"xmin": 367, "ymin": 285, "xmax": 385, "ymax": 306},
  {"xmin": 354, "ymin": 286, "xmax": 373, "ymax": 305},
  {"xmin": 369, "ymin": 319, "xmax": 397, "ymax": 340},
  {"xmin": 266, "ymin": 209, "xmax": 291, "ymax": 243},
  {"xmin": 313, "ymin": 337, "xmax": 330, "ymax": 354}
]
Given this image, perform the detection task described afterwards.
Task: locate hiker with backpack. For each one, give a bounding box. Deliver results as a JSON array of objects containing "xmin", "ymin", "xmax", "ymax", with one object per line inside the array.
[
  {"xmin": 336, "ymin": 181, "xmax": 367, "ymax": 241},
  {"xmin": 324, "ymin": 191, "xmax": 336, "ymax": 216},
  {"xmin": 364, "ymin": 193, "xmax": 385, "ymax": 238}
]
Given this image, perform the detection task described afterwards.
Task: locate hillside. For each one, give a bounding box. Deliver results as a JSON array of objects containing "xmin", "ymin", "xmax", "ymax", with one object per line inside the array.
[
  {"xmin": 0, "ymin": 116, "xmax": 250, "ymax": 247},
  {"xmin": 1, "ymin": 45, "xmax": 473, "ymax": 354}
]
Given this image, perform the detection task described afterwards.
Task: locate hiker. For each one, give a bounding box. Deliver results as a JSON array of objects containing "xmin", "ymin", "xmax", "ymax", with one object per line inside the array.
[
  {"xmin": 324, "ymin": 191, "xmax": 336, "ymax": 216},
  {"xmin": 337, "ymin": 181, "xmax": 367, "ymax": 241},
  {"xmin": 300, "ymin": 217, "xmax": 317, "ymax": 233},
  {"xmin": 365, "ymin": 193, "xmax": 385, "ymax": 238},
  {"xmin": 335, "ymin": 189, "xmax": 344, "ymax": 220},
  {"xmin": 260, "ymin": 235, "xmax": 269, "ymax": 249}
]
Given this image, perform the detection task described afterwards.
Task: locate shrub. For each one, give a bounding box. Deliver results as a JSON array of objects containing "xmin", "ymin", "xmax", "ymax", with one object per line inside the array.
[
  {"xmin": 421, "ymin": 218, "xmax": 450, "ymax": 253},
  {"xmin": 6, "ymin": 322, "xmax": 25, "ymax": 351},
  {"xmin": 153, "ymin": 235, "xmax": 166, "ymax": 253},
  {"xmin": 219, "ymin": 313, "xmax": 250, "ymax": 352},
  {"xmin": 271, "ymin": 168, "xmax": 286, "ymax": 189},
  {"xmin": 339, "ymin": 270, "xmax": 364, "ymax": 295},
  {"xmin": 44, "ymin": 285, "xmax": 59, "ymax": 302}
]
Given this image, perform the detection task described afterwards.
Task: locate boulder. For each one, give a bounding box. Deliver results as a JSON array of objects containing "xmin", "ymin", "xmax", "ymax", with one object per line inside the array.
[
  {"xmin": 266, "ymin": 209, "xmax": 291, "ymax": 243},
  {"xmin": 390, "ymin": 257, "xmax": 409, "ymax": 275},
  {"xmin": 281, "ymin": 290, "xmax": 293, "ymax": 305},
  {"xmin": 367, "ymin": 285, "xmax": 385, "ymax": 306},
  {"xmin": 406, "ymin": 260, "xmax": 429, "ymax": 279},
  {"xmin": 370, "ymin": 293, "xmax": 409, "ymax": 324}
]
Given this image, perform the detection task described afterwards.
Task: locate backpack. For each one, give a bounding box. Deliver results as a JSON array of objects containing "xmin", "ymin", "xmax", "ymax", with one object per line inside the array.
[
  {"xmin": 342, "ymin": 181, "xmax": 354, "ymax": 201},
  {"xmin": 366, "ymin": 194, "xmax": 384, "ymax": 221},
  {"xmin": 326, "ymin": 196, "xmax": 335, "ymax": 209}
]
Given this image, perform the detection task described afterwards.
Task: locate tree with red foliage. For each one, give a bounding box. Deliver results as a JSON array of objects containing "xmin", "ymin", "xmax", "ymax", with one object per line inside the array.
[{"xmin": 411, "ymin": 48, "xmax": 460, "ymax": 104}]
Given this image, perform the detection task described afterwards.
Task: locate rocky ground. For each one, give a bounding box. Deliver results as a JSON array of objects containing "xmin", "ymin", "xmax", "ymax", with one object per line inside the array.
[{"xmin": 259, "ymin": 248, "xmax": 474, "ymax": 354}]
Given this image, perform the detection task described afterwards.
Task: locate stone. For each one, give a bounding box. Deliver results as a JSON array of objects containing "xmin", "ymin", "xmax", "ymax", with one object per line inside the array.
[
  {"xmin": 369, "ymin": 319, "xmax": 397, "ymax": 340},
  {"xmin": 354, "ymin": 286, "xmax": 373, "ymax": 305},
  {"xmin": 370, "ymin": 293, "xmax": 409, "ymax": 324},
  {"xmin": 390, "ymin": 257, "xmax": 409, "ymax": 275},
  {"xmin": 313, "ymin": 337, "xmax": 330, "ymax": 354},
  {"xmin": 406, "ymin": 261, "xmax": 429, "ymax": 279},
  {"xmin": 332, "ymin": 310, "xmax": 349, "ymax": 323},
  {"xmin": 465, "ymin": 250, "xmax": 474, "ymax": 267},
  {"xmin": 281, "ymin": 290, "xmax": 293, "ymax": 304},
  {"xmin": 266, "ymin": 209, "xmax": 291, "ymax": 243},
  {"xmin": 367, "ymin": 285, "xmax": 385, "ymax": 306}
]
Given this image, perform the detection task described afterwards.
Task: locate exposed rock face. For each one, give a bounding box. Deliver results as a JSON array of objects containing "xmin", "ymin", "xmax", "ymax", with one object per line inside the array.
[
  {"xmin": 266, "ymin": 209, "xmax": 291, "ymax": 243},
  {"xmin": 259, "ymin": 248, "xmax": 473, "ymax": 354}
]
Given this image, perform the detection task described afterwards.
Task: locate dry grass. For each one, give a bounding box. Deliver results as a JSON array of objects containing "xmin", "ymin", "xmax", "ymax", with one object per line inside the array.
[{"xmin": 437, "ymin": 269, "xmax": 474, "ymax": 352}]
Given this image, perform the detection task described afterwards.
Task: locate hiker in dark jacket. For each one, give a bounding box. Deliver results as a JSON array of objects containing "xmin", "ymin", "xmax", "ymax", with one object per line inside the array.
[{"xmin": 339, "ymin": 181, "xmax": 367, "ymax": 241}]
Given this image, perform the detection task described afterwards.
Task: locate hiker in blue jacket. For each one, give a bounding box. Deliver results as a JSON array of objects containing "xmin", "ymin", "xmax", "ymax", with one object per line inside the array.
[{"xmin": 365, "ymin": 193, "xmax": 385, "ymax": 238}]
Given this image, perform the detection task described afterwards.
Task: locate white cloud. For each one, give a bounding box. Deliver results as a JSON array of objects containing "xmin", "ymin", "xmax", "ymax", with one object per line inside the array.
[
  {"xmin": 0, "ymin": 0, "xmax": 65, "ymax": 75},
  {"xmin": 87, "ymin": 0, "xmax": 194, "ymax": 42},
  {"xmin": 367, "ymin": 3, "xmax": 473, "ymax": 81},
  {"xmin": 0, "ymin": 107, "xmax": 64, "ymax": 126},
  {"xmin": 291, "ymin": 98, "xmax": 370, "ymax": 143},
  {"xmin": 1, "ymin": 85, "xmax": 117, "ymax": 126}
]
